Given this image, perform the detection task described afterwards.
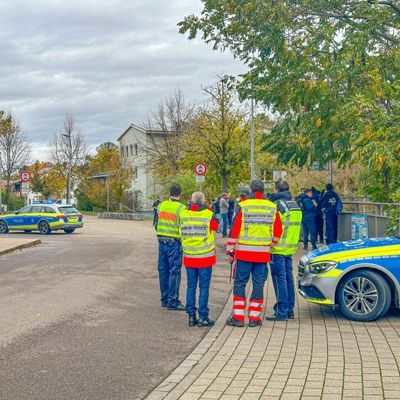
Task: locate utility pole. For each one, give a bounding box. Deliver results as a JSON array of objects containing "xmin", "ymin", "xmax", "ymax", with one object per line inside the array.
[{"xmin": 250, "ymin": 96, "xmax": 255, "ymax": 180}]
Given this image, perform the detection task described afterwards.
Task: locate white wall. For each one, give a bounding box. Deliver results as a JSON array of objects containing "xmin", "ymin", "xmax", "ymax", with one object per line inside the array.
[{"xmin": 118, "ymin": 125, "xmax": 163, "ymax": 211}]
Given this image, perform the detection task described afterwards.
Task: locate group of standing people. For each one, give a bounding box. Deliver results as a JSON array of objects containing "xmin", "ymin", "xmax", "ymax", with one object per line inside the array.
[
  {"xmin": 211, "ymin": 193, "xmax": 235, "ymax": 237},
  {"xmin": 296, "ymin": 184, "xmax": 342, "ymax": 251},
  {"xmin": 155, "ymin": 178, "xmax": 311, "ymax": 327}
]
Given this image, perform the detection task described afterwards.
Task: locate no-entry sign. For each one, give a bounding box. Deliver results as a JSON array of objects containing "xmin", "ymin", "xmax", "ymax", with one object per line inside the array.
[
  {"xmin": 20, "ymin": 170, "xmax": 31, "ymax": 183},
  {"xmin": 194, "ymin": 163, "xmax": 207, "ymax": 176}
]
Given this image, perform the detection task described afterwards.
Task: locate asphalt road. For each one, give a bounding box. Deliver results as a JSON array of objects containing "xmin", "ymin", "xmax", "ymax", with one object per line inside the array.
[{"xmin": 0, "ymin": 216, "xmax": 232, "ymax": 400}]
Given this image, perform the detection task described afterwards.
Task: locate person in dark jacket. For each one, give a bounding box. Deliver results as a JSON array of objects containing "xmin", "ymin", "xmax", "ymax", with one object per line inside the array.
[
  {"xmin": 302, "ymin": 189, "xmax": 318, "ymax": 251},
  {"xmin": 311, "ymin": 187, "xmax": 324, "ymax": 244},
  {"xmin": 227, "ymin": 194, "xmax": 235, "ymax": 226},
  {"xmin": 321, "ymin": 183, "xmax": 342, "ymax": 244},
  {"xmin": 152, "ymin": 196, "xmax": 161, "ymax": 227}
]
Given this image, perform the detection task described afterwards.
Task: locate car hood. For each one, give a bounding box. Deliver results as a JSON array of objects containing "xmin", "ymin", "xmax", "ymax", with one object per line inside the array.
[{"xmin": 305, "ymin": 237, "xmax": 400, "ymax": 263}]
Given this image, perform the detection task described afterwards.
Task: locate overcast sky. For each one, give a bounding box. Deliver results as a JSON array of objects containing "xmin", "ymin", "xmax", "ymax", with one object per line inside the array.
[{"xmin": 0, "ymin": 0, "xmax": 245, "ymax": 161}]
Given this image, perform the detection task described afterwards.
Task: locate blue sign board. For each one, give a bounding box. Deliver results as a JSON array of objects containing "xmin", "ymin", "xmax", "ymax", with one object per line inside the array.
[{"xmin": 351, "ymin": 214, "xmax": 369, "ymax": 240}]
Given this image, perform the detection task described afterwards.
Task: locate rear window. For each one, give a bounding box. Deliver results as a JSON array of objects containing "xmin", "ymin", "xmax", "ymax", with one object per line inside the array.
[{"xmin": 58, "ymin": 206, "xmax": 79, "ymax": 214}]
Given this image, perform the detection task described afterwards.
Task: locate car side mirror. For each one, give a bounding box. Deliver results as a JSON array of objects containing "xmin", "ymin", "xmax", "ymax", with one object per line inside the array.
[{"xmin": 14, "ymin": 211, "xmax": 19, "ymax": 215}]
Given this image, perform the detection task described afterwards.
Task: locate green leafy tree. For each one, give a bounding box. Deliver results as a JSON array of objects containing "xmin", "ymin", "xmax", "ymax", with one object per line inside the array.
[
  {"xmin": 182, "ymin": 78, "xmax": 250, "ymax": 193},
  {"xmin": 179, "ymin": 1, "xmax": 400, "ymax": 197},
  {"xmin": 76, "ymin": 143, "xmax": 131, "ymax": 211}
]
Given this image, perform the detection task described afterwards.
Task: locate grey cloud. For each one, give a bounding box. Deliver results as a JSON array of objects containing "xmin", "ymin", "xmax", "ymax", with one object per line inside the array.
[{"xmin": 0, "ymin": 0, "xmax": 245, "ymax": 159}]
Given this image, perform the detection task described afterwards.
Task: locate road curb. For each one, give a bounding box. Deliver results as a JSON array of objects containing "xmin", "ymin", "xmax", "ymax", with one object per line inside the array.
[{"xmin": 0, "ymin": 239, "xmax": 41, "ymax": 256}]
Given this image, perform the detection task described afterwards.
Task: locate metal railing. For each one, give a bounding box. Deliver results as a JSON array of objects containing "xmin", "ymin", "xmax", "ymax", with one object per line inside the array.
[{"xmin": 338, "ymin": 201, "xmax": 400, "ymax": 240}]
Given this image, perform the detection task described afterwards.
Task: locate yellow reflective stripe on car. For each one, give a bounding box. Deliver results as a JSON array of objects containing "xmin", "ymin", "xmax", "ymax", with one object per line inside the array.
[
  {"xmin": 308, "ymin": 299, "xmax": 334, "ymax": 305},
  {"xmin": 318, "ymin": 269, "xmax": 343, "ymax": 278},
  {"xmin": 311, "ymin": 244, "xmax": 400, "ymax": 263}
]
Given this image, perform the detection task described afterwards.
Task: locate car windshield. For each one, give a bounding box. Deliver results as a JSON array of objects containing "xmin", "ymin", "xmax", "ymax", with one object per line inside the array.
[{"xmin": 58, "ymin": 206, "xmax": 79, "ymax": 214}]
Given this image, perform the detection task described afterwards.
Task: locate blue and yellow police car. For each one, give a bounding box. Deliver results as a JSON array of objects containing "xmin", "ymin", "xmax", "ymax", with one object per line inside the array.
[
  {"xmin": 298, "ymin": 237, "xmax": 400, "ymax": 321},
  {"xmin": 0, "ymin": 203, "xmax": 83, "ymax": 235}
]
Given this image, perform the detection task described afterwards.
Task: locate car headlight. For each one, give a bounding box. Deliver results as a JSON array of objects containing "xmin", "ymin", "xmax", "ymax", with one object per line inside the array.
[{"xmin": 308, "ymin": 261, "xmax": 337, "ymax": 275}]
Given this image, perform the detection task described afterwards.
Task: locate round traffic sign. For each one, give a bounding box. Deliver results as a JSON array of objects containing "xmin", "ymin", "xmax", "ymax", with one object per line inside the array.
[
  {"xmin": 194, "ymin": 162, "xmax": 207, "ymax": 176},
  {"xmin": 20, "ymin": 170, "xmax": 31, "ymax": 183}
]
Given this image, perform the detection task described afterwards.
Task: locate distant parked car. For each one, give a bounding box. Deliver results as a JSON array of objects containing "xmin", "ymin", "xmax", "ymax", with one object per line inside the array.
[
  {"xmin": 0, "ymin": 204, "xmax": 83, "ymax": 235},
  {"xmin": 298, "ymin": 237, "xmax": 400, "ymax": 322}
]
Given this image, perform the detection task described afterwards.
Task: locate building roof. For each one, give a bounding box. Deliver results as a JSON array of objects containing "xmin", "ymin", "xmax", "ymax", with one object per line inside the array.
[
  {"xmin": 117, "ymin": 123, "xmax": 146, "ymax": 142},
  {"xmin": 117, "ymin": 123, "xmax": 176, "ymax": 142}
]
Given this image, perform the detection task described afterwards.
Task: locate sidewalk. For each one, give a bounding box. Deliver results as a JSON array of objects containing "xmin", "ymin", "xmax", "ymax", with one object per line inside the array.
[
  {"xmin": 0, "ymin": 237, "xmax": 41, "ymax": 256},
  {"xmin": 146, "ymin": 248, "xmax": 400, "ymax": 400}
]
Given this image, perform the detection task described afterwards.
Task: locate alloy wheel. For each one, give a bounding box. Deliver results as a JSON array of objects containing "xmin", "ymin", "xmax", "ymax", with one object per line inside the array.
[
  {"xmin": 0, "ymin": 220, "xmax": 8, "ymax": 233},
  {"xmin": 39, "ymin": 221, "xmax": 50, "ymax": 235},
  {"xmin": 343, "ymin": 277, "xmax": 378, "ymax": 315}
]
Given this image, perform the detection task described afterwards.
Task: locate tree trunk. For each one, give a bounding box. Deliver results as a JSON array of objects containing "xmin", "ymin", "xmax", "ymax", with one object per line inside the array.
[
  {"xmin": 6, "ymin": 176, "xmax": 11, "ymax": 210},
  {"xmin": 222, "ymin": 173, "xmax": 228, "ymax": 193}
]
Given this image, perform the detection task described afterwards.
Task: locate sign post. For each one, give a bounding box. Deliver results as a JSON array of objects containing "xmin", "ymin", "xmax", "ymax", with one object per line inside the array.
[
  {"xmin": 20, "ymin": 170, "xmax": 31, "ymax": 206},
  {"xmin": 194, "ymin": 163, "xmax": 207, "ymax": 191}
]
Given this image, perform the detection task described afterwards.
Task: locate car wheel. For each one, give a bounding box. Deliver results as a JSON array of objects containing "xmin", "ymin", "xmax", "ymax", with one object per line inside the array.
[
  {"xmin": 0, "ymin": 220, "xmax": 9, "ymax": 233},
  {"xmin": 24, "ymin": 230, "xmax": 32, "ymax": 233},
  {"xmin": 38, "ymin": 221, "xmax": 51, "ymax": 235},
  {"xmin": 337, "ymin": 270, "xmax": 391, "ymax": 322},
  {"xmin": 64, "ymin": 228, "xmax": 75, "ymax": 234}
]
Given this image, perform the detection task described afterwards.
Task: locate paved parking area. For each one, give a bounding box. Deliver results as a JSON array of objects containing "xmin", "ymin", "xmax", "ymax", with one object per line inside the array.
[{"xmin": 146, "ymin": 252, "xmax": 400, "ymax": 400}]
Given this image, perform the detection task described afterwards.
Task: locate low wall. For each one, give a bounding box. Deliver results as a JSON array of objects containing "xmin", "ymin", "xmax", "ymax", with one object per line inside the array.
[
  {"xmin": 98, "ymin": 212, "xmax": 143, "ymax": 221},
  {"xmin": 338, "ymin": 212, "xmax": 390, "ymax": 241}
]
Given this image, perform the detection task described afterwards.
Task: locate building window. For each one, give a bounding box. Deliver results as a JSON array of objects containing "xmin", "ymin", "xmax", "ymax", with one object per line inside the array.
[
  {"xmin": 125, "ymin": 145, "xmax": 129, "ymax": 157},
  {"xmin": 134, "ymin": 166, "xmax": 138, "ymax": 181},
  {"xmin": 120, "ymin": 146, "xmax": 124, "ymax": 158},
  {"xmin": 130, "ymin": 144, "xmax": 134, "ymax": 156},
  {"xmin": 134, "ymin": 143, "xmax": 138, "ymax": 156}
]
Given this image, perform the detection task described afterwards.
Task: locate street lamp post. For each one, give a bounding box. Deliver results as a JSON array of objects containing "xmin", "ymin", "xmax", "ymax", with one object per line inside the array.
[{"xmin": 250, "ymin": 96, "xmax": 255, "ymax": 180}]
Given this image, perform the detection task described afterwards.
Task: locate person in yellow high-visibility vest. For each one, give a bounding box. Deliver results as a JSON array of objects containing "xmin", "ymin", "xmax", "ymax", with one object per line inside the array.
[
  {"xmin": 267, "ymin": 180, "xmax": 302, "ymax": 321},
  {"xmin": 180, "ymin": 192, "xmax": 219, "ymax": 327},
  {"xmin": 156, "ymin": 184, "xmax": 186, "ymax": 310}
]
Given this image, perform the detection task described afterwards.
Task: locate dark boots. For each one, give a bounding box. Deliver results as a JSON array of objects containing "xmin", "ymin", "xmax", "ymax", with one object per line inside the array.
[{"xmin": 188, "ymin": 314, "xmax": 198, "ymax": 327}]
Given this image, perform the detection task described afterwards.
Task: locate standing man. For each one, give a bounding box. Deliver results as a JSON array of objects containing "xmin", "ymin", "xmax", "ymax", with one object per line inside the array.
[
  {"xmin": 180, "ymin": 192, "xmax": 219, "ymax": 327},
  {"xmin": 302, "ymin": 189, "xmax": 318, "ymax": 251},
  {"xmin": 220, "ymin": 193, "xmax": 229, "ymax": 237},
  {"xmin": 152, "ymin": 196, "xmax": 161, "ymax": 227},
  {"xmin": 268, "ymin": 180, "xmax": 302, "ymax": 321},
  {"xmin": 227, "ymin": 194, "xmax": 235, "ymax": 227},
  {"xmin": 213, "ymin": 196, "xmax": 222, "ymax": 233},
  {"xmin": 321, "ymin": 183, "xmax": 342, "ymax": 244},
  {"xmin": 156, "ymin": 184, "xmax": 186, "ymax": 310},
  {"xmin": 311, "ymin": 187, "xmax": 324, "ymax": 243},
  {"xmin": 226, "ymin": 180, "xmax": 283, "ymax": 327}
]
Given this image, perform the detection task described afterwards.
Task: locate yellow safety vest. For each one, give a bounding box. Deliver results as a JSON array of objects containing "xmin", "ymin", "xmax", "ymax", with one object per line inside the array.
[
  {"xmin": 271, "ymin": 199, "xmax": 302, "ymax": 256},
  {"xmin": 237, "ymin": 198, "xmax": 277, "ymax": 251},
  {"xmin": 156, "ymin": 200, "xmax": 186, "ymax": 238},
  {"xmin": 180, "ymin": 208, "xmax": 215, "ymax": 257}
]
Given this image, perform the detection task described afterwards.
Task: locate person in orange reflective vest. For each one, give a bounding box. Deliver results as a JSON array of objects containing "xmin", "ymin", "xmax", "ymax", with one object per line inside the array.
[
  {"xmin": 226, "ymin": 180, "xmax": 283, "ymax": 327},
  {"xmin": 180, "ymin": 192, "xmax": 219, "ymax": 327}
]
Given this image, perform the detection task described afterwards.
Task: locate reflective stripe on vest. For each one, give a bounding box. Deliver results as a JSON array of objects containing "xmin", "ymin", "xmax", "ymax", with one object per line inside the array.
[
  {"xmin": 180, "ymin": 209, "xmax": 215, "ymax": 256},
  {"xmin": 271, "ymin": 204, "xmax": 302, "ymax": 256},
  {"xmin": 238, "ymin": 198, "xmax": 276, "ymax": 247},
  {"xmin": 156, "ymin": 200, "xmax": 186, "ymax": 238}
]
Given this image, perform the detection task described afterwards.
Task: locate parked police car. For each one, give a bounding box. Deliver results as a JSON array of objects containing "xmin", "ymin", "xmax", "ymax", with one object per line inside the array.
[
  {"xmin": 0, "ymin": 204, "xmax": 83, "ymax": 235},
  {"xmin": 298, "ymin": 237, "xmax": 400, "ymax": 321}
]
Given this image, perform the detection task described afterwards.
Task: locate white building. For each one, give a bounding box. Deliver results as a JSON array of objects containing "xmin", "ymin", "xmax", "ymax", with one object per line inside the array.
[{"xmin": 117, "ymin": 123, "xmax": 163, "ymax": 211}]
